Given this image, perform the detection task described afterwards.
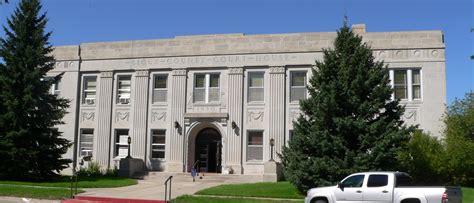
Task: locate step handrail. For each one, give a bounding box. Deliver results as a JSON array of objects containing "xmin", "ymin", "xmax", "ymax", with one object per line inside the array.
[{"xmin": 164, "ymin": 175, "xmax": 173, "ymax": 203}]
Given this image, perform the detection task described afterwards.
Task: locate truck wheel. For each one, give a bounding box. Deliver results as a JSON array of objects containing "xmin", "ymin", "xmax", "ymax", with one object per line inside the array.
[{"xmin": 311, "ymin": 199, "xmax": 327, "ymax": 203}]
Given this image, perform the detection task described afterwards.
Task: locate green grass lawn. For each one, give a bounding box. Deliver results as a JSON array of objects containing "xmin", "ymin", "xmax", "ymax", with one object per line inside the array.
[
  {"xmin": 196, "ymin": 182, "xmax": 305, "ymax": 199},
  {"xmin": 0, "ymin": 176, "xmax": 137, "ymax": 188},
  {"xmin": 0, "ymin": 176, "xmax": 137, "ymax": 200},
  {"xmin": 463, "ymin": 187, "xmax": 474, "ymax": 203},
  {"xmin": 0, "ymin": 185, "xmax": 85, "ymax": 200},
  {"xmin": 172, "ymin": 195, "xmax": 303, "ymax": 203}
]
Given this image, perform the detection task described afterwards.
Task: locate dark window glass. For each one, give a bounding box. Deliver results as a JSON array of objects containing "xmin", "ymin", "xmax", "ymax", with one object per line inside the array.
[
  {"xmin": 342, "ymin": 175, "xmax": 365, "ymax": 188},
  {"xmin": 367, "ymin": 175, "xmax": 388, "ymax": 187}
]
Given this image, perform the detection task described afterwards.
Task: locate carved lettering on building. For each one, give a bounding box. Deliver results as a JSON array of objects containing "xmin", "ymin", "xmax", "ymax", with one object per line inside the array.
[
  {"xmin": 115, "ymin": 111, "xmax": 130, "ymax": 122},
  {"xmin": 248, "ymin": 110, "xmax": 264, "ymax": 122}
]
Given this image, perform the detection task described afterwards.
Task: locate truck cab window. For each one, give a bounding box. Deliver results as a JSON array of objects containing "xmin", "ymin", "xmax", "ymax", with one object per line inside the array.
[
  {"xmin": 342, "ymin": 175, "xmax": 365, "ymax": 188},
  {"xmin": 367, "ymin": 175, "xmax": 388, "ymax": 187}
]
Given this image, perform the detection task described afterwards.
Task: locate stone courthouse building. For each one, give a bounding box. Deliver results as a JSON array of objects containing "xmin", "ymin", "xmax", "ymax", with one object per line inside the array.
[{"xmin": 50, "ymin": 24, "xmax": 446, "ymax": 175}]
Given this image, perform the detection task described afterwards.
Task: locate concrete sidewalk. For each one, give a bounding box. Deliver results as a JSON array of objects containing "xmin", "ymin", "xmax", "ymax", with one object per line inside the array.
[{"xmin": 78, "ymin": 173, "xmax": 263, "ymax": 201}]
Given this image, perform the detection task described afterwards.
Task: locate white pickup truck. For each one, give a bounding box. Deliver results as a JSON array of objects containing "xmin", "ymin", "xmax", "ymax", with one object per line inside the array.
[{"xmin": 305, "ymin": 172, "xmax": 462, "ymax": 203}]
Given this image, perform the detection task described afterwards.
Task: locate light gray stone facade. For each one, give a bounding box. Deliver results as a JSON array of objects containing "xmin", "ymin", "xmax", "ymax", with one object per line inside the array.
[{"xmin": 50, "ymin": 24, "xmax": 446, "ymax": 175}]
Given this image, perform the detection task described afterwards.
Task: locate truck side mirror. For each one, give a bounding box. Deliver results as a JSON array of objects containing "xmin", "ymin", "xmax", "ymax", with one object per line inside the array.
[{"xmin": 337, "ymin": 183, "xmax": 344, "ymax": 191}]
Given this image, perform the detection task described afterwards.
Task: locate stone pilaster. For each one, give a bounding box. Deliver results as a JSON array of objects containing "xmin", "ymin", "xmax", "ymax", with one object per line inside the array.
[
  {"xmin": 168, "ymin": 69, "xmax": 187, "ymax": 172},
  {"xmin": 268, "ymin": 66, "xmax": 286, "ymax": 162},
  {"xmin": 131, "ymin": 70, "xmax": 149, "ymax": 160},
  {"xmin": 96, "ymin": 71, "xmax": 114, "ymax": 168},
  {"xmin": 226, "ymin": 67, "xmax": 244, "ymax": 174}
]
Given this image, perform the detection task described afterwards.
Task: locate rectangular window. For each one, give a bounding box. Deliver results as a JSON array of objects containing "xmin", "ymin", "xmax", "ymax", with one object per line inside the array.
[
  {"xmin": 117, "ymin": 75, "xmax": 131, "ymax": 104},
  {"xmin": 115, "ymin": 129, "xmax": 129, "ymax": 157},
  {"xmin": 367, "ymin": 175, "xmax": 389, "ymax": 187},
  {"xmin": 51, "ymin": 79, "xmax": 61, "ymax": 96},
  {"xmin": 153, "ymin": 74, "xmax": 168, "ymax": 103},
  {"xmin": 79, "ymin": 129, "xmax": 94, "ymax": 158},
  {"xmin": 412, "ymin": 70, "xmax": 421, "ymax": 99},
  {"xmin": 290, "ymin": 72, "xmax": 307, "ymax": 102},
  {"xmin": 83, "ymin": 76, "xmax": 97, "ymax": 105},
  {"xmin": 248, "ymin": 72, "xmax": 264, "ymax": 102},
  {"xmin": 247, "ymin": 131, "xmax": 263, "ymax": 161},
  {"xmin": 394, "ymin": 70, "xmax": 408, "ymax": 100},
  {"xmin": 151, "ymin": 130, "xmax": 166, "ymax": 159},
  {"xmin": 194, "ymin": 73, "xmax": 220, "ymax": 103}
]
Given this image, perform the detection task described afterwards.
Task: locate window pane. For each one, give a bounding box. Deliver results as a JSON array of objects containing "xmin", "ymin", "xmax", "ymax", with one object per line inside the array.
[
  {"xmin": 154, "ymin": 75, "xmax": 167, "ymax": 88},
  {"xmin": 291, "ymin": 72, "xmax": 306, "ymax": 87},
  {"xmin": 248, "ymin": 131, "xmax": 263, "ymax": 145},
  {"xmin": 394, "ymin": 70, "xmax": 407, "ymax": 85},
  {"xmin": 152, "ymin": 151, "xmax": 165, "ymax": 159},
  {"xmin": 80, "ymin": 129, "xmax": 94, "ymax": 157},
  {"xmin": 195, "ymin": 75, "xmax": 205, "ymax": 87},
  {"xmin": 247, "ymin": 146, "xmax": 263, "ymax": 161},
  {"xmin": 342, "ymin": 175, "xmax": 365, "ymax": 188},
  {"xmin": 249, "ymin": 72, "xmax": 264, "ymax": 87},
  {"xmin": 209, "ymin": 88, "xmax": 220, "ymax": 102},
  {"xmin": 291, "ymin": 87, "xmax": 306, "ymax": 102},
  {"xmin": 249, "ymin": 88, "xmax": 264, "ymax": 102},
  {"xmin": 210, "ymin": 74, "xmax": 220, "ymax": 87},
  {"xmin": 413, "ymin": 86, "xmax": 421, "ymax": 99},
  {"xmin": 86, "ymin": 78, "xmax": 96, "ymax": 90},
  {"xmin": 395, "ymin": 86, "xmax": 407, "ymax": 100},
  {"xmin": 118, "ymin": 76, "xmax": 131, "ymax": 90},
  {"xmin": 367, "ymin": 175, "xmax": 388, "ymax": 187},
  {"xmin": 194, "ymin": 89, "xmax": 205, "ymax": 102},
  {"xmin": 153, "ymin": 89, "xmax": 167, "ymax": 103},
  {"xmin": 412, "ymin": 70, "xmax": 420, "ymax": 84}
]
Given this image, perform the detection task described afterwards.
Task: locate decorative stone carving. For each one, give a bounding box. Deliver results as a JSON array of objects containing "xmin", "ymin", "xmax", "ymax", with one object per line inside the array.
[
  {"xmin": 431, "ymin": 50, "xmax": 439, "ymax": 57},
  {"xmin": 81, "ymin": 111, "xmax": 95, "ymax": 122},
  {"xmin": 55, "ymin": 61, "xmax": 75, "ymax": 69},
  {"xmin": 100, "ymin": 71, "xmax": 114, "ymax": 78},
  {"xmin": 248, "ymin": 110, "xmax": 264, "ymax": 122},
  {"xmin": 172, "ymin": 69, "xmax": 187, "ymax": 76},
  {"xmin": 269, "ymin": 66, "xmax": 285, "ymax": 74},
  {"xmin": 228, "ymin": 67, "xmax": 244, "ymax": 75},
  {"xmin": 403, "ymin": 109, "xmax": 417, "ymax": 121},
  {"xmin": 135, "ymin": 70, "xmax": 149, "ymax": 77},
  {"xmin": 378, "ymin": 51, "xmax": 388, "ymax": 58},
  {"xmin": 413, "ymin": 50, "xmax": 422, "ymax": 58},
  {"xmin": 115, "ymin": 111, "xmax": 130, "ymax": 122},
  {"xmin": 151, "ymin": 111, "xmax": 167, "ymax": 122}
]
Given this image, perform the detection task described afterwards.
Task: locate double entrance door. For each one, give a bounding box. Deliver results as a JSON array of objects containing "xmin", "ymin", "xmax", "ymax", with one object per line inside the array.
[{"xmin": 195, "ymin": 128, "xmax": 221, "ymax": 173}]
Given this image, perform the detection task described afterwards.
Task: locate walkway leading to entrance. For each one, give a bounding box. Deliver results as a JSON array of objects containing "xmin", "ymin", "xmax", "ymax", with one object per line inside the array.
[{"xmin": 76, "ymin": 172, "xmax": 263, "ymax": 201}]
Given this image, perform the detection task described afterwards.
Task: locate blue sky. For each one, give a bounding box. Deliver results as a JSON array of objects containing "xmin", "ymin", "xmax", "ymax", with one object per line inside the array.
[{"xmin": 1, "ymin": 0, "xmax": 472, "ymax": 104}]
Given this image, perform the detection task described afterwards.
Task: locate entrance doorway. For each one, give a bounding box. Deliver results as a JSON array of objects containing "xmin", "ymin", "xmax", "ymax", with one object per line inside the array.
[{"xmin": 194, "ymin": 128, "xmax": 221, "ymax": 173}]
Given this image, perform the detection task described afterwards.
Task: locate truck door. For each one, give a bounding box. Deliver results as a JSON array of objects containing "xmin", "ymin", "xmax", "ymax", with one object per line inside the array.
[
  {"xmin": 363, "ymin": 174, "xmax": 392, "ymax": 203},
  {"xmin": 334, "ymin": 174, "xmax": 365, "ymax": 202}
]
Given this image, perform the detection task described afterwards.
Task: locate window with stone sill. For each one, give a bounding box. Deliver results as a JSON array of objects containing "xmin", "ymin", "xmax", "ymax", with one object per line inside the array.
[
  {"xmin": 79, "ymin": 129, "xmax": 94, "ymax": 158},
  {"xmin": 151, "ymin": 129, "xmax": 166, "ymax": 159},
  {"xmin": 114, "ymin": 129, "xmax": 129, "ymax": 158},
  {"xmin": 153, "ymin": 74, "xmax": 168, "ymax": 103},
  {"xmin": 390, "ymin": 69, "xmax": 422, "ymax": 101},
  {"xmin": 290, "ymin": 71, "xmax": 307, "ymax": 102},
  {"xmin": 82, "ymin": 76, "xmax": 97, "ymax": 105},
  {"xmin": 248, "ymin": 72, "xmax": 264, "ymax": 102},
  {"xmin": 247, "ymin": 131, "xmax": 263, "ymax": 162},
  {"xmin": 117, "ymin": 75, "xmax": 132, "ymax": 104},
  {"xmin": 194, "ymin": 73, "xmax": 220, "ymax": 103}
]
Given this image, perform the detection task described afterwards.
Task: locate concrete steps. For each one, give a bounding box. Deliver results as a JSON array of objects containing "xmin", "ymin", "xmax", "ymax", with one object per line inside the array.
[{"xmin": 134, "ymin": 171, "xmax": 264, "ymax": 184}]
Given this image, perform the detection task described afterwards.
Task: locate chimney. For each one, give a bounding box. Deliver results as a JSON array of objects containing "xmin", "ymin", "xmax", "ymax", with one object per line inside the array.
[{"xmin": 352, "ymin": 24, "xmax": 366, "ymax": 34}]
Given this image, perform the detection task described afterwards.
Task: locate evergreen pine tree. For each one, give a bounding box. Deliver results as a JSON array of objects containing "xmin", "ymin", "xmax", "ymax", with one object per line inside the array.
[
  {"xmin": 0, "ymin": 0, "xmax": 71, "ymax": 180},
  {"xmin": 281, "ymin": 22, "xmax": 414, "ymax": 192}
]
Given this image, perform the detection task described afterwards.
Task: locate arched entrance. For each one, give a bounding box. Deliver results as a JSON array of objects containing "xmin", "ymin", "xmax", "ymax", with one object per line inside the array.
[{"xmin": 194, "ymin": 128, "xmax": 222, "ymax": 173}]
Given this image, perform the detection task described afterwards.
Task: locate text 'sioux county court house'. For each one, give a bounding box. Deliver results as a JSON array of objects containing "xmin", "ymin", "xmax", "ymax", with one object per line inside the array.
[{"xmin": 50, "ymin": 24, "xmax": 446, "ymax": 175}]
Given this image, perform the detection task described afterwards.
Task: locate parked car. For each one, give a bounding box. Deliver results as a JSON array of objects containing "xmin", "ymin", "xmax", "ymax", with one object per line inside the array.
[{"xmin": 305, "ymin": 171, "xmax": 462, "ymax": 203}]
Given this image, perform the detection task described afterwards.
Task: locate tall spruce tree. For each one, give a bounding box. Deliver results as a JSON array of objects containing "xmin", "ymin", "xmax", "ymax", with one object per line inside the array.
[
  {"xmin": 0, "ymin": 0, "xmax": 71, "ymax": 180},
  {"xmin": 281, "ymin": 22, "xmax": 414, "ymax": 192}
]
